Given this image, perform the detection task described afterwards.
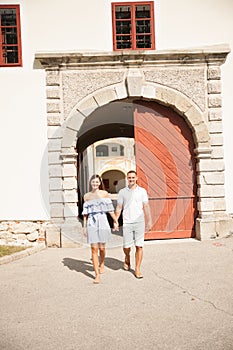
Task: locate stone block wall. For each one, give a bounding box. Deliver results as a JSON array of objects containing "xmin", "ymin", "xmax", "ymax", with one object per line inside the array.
[{"xmin": 0, "ymin": 221, "xmax": 47, "ymax": 246}]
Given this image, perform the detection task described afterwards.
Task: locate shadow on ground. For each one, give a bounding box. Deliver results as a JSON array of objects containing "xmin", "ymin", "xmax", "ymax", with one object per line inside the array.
[{"xmin": 62, "ymin": 256, "xmax": 123, "ymax": 281}]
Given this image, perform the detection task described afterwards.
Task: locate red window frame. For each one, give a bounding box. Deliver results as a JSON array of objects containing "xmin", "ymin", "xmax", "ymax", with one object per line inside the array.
[
  {"xmin": 0, "ymin": 4, "xmax": 22, "ymax": 67},
  {"xmin": 112, "ymin": 1, "xmax": 155, "ymax": 51}
]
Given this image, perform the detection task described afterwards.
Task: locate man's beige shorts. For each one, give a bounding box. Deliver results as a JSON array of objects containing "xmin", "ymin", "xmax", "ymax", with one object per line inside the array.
[{"xmin": 123, "ymin": 221, "xmax": 145, "ymax": 248}]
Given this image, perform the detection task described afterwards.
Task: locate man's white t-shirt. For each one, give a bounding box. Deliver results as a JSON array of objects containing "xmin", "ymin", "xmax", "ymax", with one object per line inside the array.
[{"xmin": 117, "ymin": 185, "xmax": 149, "ymax": 224}]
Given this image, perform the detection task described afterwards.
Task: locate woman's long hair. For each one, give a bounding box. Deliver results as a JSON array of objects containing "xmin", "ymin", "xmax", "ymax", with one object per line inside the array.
[{"xmin": 88, "ymin": 174, "xmax": 105, "ymax": 191}]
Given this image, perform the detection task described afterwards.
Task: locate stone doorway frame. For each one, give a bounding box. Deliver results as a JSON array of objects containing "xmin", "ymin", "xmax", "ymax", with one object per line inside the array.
[{"xmin": 35, "ymin": 45, "xmax": 232, "ymax": 246}]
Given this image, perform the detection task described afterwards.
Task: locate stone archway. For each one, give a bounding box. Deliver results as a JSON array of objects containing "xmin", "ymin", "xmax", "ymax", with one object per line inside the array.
[
  {"xmin": 35, "ymin": 45, "xmax": 232, "ymax": 245},
  {"xmin": 62, "ymin": 81, "xmax": 210, "ymax": 150},
  {"xmin": 60, "ymin": 84, "xmax": 210, "ymax": 243}
]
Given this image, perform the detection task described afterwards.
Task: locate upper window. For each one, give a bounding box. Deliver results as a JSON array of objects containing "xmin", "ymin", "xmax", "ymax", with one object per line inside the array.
[
  {"xmin": 0, "ymin": 5, "xmax": 22, "ymax": 67},
  {"xmin": 112, "ymin": 1, "xmax": 155, "ymax": 51},
  {"xmin": 96, "ymin": 145, "xmax": 109, "ymax": 157}
]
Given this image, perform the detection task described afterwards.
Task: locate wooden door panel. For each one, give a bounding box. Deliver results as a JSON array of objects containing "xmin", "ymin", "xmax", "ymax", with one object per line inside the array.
[{"xmin": 134, "ymin": 101, "xmax": 197, "ymax": 239}]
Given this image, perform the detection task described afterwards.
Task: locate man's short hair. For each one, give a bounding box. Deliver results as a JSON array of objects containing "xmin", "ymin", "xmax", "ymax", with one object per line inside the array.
[{"xmin": 127, "ymin": 170, "xmax": 137, "ymax": 176}]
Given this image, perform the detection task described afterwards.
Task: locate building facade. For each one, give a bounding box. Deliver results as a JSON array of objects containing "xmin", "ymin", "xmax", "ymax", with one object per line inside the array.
[{"xmin": 0, "ymin": 0, "xmax": 233, "ymax": 246}]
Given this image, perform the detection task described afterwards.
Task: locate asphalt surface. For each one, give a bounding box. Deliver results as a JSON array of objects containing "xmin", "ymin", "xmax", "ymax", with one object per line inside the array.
[{"xmin": 0, "ymin": 236, "xmax": 233, "ymax": 350}]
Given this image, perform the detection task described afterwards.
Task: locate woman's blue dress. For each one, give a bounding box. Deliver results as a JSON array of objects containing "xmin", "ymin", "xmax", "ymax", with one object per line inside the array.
[{"xmin": 82, "ymin": 198, "xmax": 114, "ymax": 244}]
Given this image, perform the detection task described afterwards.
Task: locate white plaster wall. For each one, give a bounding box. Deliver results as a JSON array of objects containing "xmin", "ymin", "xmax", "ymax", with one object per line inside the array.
[
  {"xmin": 0, "ymin": 1, "xmax": 49, "ymax": 220},
  {"xmin": 0, "ymin": 0, "xmax": 233, "ymax": 220}
]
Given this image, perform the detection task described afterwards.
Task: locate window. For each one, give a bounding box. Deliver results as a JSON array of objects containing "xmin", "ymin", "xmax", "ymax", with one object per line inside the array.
[
  {"xmin": 112, "ymin": 2, "xmax": 155, "ymax": 51},
  {"xmin": 96, "ymin": 145, "xmax": 109, "ymax": 157},
  {"xmin": 0, "ymin": 5, "xmax": 22, "ymax": 67}
]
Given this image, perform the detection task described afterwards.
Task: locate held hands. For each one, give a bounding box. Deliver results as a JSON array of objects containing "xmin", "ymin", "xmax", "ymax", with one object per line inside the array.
[
  {"xmin": 113, "ymin": 221, "xmax": 119, "ymax": 231},
  {"xmin": 83, "ymin": 221, "xmax": 119, "ymax": 235}
]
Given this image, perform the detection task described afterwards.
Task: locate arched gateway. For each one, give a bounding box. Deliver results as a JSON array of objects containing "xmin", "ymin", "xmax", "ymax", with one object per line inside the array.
[{"xmin": 36, "ymin": 45, "xmax": 232, "ymax": 247}]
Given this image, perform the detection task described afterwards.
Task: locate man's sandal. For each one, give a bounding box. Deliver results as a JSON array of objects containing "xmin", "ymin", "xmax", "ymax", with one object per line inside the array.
[{"xmin": 123, "ymin": 262, "xmax": 130, "ymax": 271}]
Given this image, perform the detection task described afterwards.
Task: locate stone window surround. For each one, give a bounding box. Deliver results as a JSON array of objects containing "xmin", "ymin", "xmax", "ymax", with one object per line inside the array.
[{"xmin": 35, "ymin": 45, "xmax": 232, "ymax": 247}]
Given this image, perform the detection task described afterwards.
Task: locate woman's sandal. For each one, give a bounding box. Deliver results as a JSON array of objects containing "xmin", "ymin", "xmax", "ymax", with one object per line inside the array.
[
  {"xmin": 135, "ymin": 272, "xmax": 143, "ymax": 279},
  {"xmin": 93, "ymin": 275, "xmax": 100, "ymax": 284}
]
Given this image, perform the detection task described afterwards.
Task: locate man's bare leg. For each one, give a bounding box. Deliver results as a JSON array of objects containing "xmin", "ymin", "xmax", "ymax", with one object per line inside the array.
[
  {"xmin": 135, "ymin": 246, "xmax": 143, "ymax": 278},
  {"xmin": 123, "ymin": 247, "xmax": 131, "ymax": 270}
]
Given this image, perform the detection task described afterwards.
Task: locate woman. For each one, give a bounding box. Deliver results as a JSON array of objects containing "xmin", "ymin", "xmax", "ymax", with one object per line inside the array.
[{"xmin": 82, "ymin": 174, "xmax": 118, "ymax": 284}]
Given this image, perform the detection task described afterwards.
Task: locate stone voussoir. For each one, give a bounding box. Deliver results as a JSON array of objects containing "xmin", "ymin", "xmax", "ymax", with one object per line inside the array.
[{"xmin": 94, "ymin": 87, "xmax": 118, "ymax": 107}]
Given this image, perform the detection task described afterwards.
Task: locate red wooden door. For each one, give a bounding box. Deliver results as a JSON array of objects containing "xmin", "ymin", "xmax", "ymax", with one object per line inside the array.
[{"xmin": 134, "ymin": 101, "xmax": 197, "ymax": 239}]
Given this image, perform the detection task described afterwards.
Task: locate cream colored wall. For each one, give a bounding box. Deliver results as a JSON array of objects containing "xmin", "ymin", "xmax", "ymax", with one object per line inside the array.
[{"xmin": 0, "ymin": 0, "xmax": 233, "ymax": 220}]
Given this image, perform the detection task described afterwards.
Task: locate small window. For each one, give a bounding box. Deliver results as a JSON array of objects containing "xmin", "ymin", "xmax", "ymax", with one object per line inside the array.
[
  {"xmin": 0, "ymin": 5, "xmax": 22, "ymax": 67},
  {"xmin": 96, "ymin": 145, "xmax": 109, "ymax": 157},
  {"xmin": 111, "ymin": 147, "xmax": 117, "ymax": 152},
  {"xmin": 112, "ymin": 2, "xmax": 155, "ymax": 51}
]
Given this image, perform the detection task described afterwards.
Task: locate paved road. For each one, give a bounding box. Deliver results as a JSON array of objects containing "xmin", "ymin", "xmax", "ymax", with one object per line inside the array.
[{"xmin": 0, "ymin": 236, "xmax": 233, "ymax": 350}]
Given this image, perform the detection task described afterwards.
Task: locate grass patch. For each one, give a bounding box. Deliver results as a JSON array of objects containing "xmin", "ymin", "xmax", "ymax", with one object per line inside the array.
[{"xmin": 0, "ymin": 245, "xmax": 28, "ymax": 258}]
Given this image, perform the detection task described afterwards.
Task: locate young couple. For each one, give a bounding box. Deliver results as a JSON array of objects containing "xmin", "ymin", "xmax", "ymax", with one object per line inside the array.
[{"xmin": 82, "ymin": 171, "xmax": 152, "ymax": 284}]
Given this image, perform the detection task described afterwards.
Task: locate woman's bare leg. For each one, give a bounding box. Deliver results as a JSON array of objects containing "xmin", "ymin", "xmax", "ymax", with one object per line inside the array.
[
  {"xmin": 99, "ymin": 243, "xmax": 106, "ymax": 273},
  {"xmin": 135, "ymin": 246, "xmax": 143, "ymax": 278},
  {"xmin": 91, "ymin": 245, "xmax": 100, "ymax": 284}
]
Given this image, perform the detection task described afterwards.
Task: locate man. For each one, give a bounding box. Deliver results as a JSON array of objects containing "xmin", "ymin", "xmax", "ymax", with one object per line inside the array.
[{"xmin": 115, "ymin": 170, "xmax": 152, "ymax": 279}]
